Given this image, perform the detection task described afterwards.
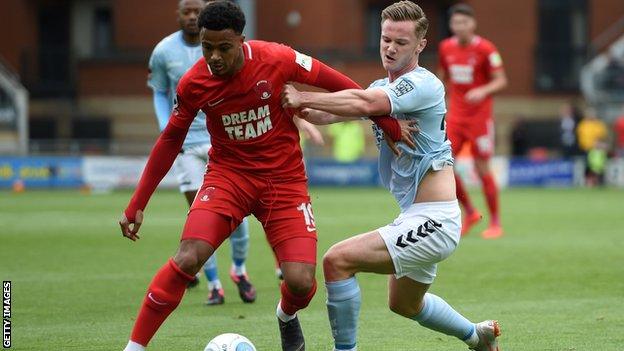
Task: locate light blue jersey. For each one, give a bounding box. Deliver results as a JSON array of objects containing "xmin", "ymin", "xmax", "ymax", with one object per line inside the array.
[
  {"xmin": 148, "ymin": 31, "xmax": 210, "ymax": 147},
  {"xmin": 370, "ymin": 67, "xmax": 453, "ymax": 212}
]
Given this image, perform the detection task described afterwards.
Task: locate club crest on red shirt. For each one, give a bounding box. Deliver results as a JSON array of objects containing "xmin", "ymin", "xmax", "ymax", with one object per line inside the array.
[
  {"xmin": 199, "ymin": 186, "xmax": 216, "ymax": 202},
  {"xmin": 254, "ymin": 80, "xmax": 272, "ymax": 100}
]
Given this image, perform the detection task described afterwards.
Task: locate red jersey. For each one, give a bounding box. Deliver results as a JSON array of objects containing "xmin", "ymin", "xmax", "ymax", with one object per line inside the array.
[
  {"xmin": 171, "ymin": 40, "xmax": 320, "ymax": 181},
  {"xmin": 124, "ymin": 40, "xmax": 402, "ymax": 220},
  {"xmin": 615, "ymin": 116, "xmax": 624, "ymax": 148},
  {"xmin": 438, "ymin": 36, "xmax": 503, "ymax": 125}
]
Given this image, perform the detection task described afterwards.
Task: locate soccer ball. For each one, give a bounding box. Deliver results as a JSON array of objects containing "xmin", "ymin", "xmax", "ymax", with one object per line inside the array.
[{"xmin": 204, "ymin": 333, "xmax": 256, "ymax": 351}]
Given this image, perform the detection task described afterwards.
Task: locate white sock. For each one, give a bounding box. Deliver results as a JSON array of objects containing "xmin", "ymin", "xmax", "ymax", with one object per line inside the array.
[
  {"xmin": 276, "ymin": 301, "xmax": 296, "ymax": 322},
  {"xmin": 232, "ymin": 263, "xmax": 246, "ymax": 276},
  {"xmin": 466, "ymin": 324, "xmax": 479, "ymax": 347},
  {"xmin": 208, "ymin": 279, "xmax": 222, "ymax": 291},
  {"xmin": 123, "ymin": 340, "xmax": 145, "ymax": 351}
]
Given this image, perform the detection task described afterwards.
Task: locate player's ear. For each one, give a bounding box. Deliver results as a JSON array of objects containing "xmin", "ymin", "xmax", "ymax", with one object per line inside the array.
[
  {"xmin": 417, "ymin": 38, "xmax": 427, "ymax": 54},
  {"xmin": 239, "ymin": 34, "xmax": 246, "ymax": 44}
]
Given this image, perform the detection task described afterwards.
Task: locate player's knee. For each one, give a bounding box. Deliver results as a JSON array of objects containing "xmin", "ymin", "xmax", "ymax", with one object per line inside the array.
[
  {"xmin": 174, "ymin": 248, "xmax": 208, "ymax": 275},
  {"xmin": 323, "ymin": 245, "xmax": 352, "ymax": 276},
  {"xmin": 173, "ymin": 251, "xmax": 201, "ymax": 274},
  {"xmin": 474, "ymin": 160, "xmax": 491, "ymax": 177},
  {"xmin": 284, "ymin": 273, "xmax": 315, "ymax": 295},
  {"xmin": 388, "ymin": 299, "xmax": 419, "ymax": 318}
]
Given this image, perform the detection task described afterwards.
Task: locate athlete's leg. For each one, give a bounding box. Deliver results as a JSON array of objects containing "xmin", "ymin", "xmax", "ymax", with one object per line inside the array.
[
  {"xmin": 448, "ymin": 125, "xmax": 480, "ymax": 235},
  {"xmin": 179, "ymin": 147, "xmax": 208, "ymax": 288},
  {"xmin": 230, "ymin": 218, "xmax": 249, "ymax": 269},
  {"xmin": 228, "ymin": 218, "xmax": 257, "ymax": 303},
  {"xmin": 472, "ymin": 122, "xmax": 503, "ymax": 239},
  {"xmin": 183, "ymin": 191, "xmax": 196, "ymax": 205},
  {"xmin": 323, "ymin": 231, "xmax": 394, "ymax": 351},
  {"xmin": 183, "ymin": 190, "xmax": 203, "ymax": 288},
  {"xmin": 387, "ymin": 276, "xmax": 481, "ymax": 348},
  {"xmin": 123, "ymin": 210, "xmax": 231, "ymax": 351},
  {"xmin": 203, "ymin": 255, "xmax": 224, "ymax": 305},
  {"xmin": 474, "ymin": 159, "xmax": 501, "ymax": 232},
  {"xmin": 271, "ymin": 237, "xmax": 318, "ymax": 351}
]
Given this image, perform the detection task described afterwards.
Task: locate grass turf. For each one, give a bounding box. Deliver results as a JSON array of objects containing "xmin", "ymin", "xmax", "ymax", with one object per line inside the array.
[{"xmin": 1, "ymin": 187, "xmax": 623, "ymax": 350}]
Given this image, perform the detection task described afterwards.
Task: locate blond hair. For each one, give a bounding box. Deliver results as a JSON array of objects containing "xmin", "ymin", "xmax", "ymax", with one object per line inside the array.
[{"xmin": 381, "ymin": 1, "xmax": 429, "ymax": 39}]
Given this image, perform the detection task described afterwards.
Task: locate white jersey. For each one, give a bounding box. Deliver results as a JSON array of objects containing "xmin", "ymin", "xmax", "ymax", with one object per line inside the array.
[{"xmin": 369, "ymin": 66, "xmax": 453, "ymax": 212}]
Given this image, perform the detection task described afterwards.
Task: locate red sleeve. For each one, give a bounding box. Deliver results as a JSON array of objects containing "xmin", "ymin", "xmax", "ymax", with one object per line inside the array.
[
  {"xmin": 124, "ymin": 83, "xmax": 196, "ymax": 221},
  {"xmin": 483, "ymin": 41, "xmax": 503, "ymax": 73},
  {"xmin": 287, "ymin": 56, "xmax": 401, "ymax": 141},
  {"xmin": 269, "ymin": 43, "xmax": 321, "ymax": 85},
  {"xmin": 268, "ymin": 42, "xmax": 401, "ymax": 141},
  {"xmin": 124, "ymin": 122, "xmax": 187, "ymax": 221},
  {"xmin": 311, "ymin": 61, "xmax": 401, "ymax": 141}
]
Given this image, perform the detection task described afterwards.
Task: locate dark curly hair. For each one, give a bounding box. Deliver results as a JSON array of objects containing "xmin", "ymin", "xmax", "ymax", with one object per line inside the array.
[{"xmin": 198, "ymin": 1, "xmax": 246, "ymax": 35}]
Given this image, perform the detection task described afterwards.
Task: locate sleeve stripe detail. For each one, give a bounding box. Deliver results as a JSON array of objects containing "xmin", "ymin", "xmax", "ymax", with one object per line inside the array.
[{"xmin": 244, "ymin": 42, "xmax": 253, "ymax": 59}]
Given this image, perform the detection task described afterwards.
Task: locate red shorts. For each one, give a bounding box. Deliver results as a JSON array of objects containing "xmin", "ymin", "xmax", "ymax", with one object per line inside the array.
[
  {"xmin": 180, "ymin": 166, "xmax": 318, "ymax": 264},
  {"xmin": 447, "ymin": 119, "xmax": 494, "ymax": 159}
]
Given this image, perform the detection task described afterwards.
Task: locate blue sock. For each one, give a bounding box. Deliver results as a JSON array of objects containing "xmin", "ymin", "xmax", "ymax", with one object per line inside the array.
[
  {"xmin": 326, "ymin": 277, "xmax": 361, "ymax": 350},
  {"xmin": 412, "ymin": 293, "xmax": 476, "ymax": 344},
  {"xmin": 203, "ymin": 255, "xmax": 219, "ymax": 283},
  {"xmin": 230, "ymin": 218, "xmax": 249, "ymax": 267}
]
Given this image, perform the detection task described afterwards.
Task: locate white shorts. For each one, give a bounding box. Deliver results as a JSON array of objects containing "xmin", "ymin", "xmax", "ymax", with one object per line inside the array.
[
  {"xmin": 378, "ymin": 200, "xmax": 461, "ymax": 284},
  {"xmin": 173, "ymin": 143, "xmax": 210, "ymax": 193}
]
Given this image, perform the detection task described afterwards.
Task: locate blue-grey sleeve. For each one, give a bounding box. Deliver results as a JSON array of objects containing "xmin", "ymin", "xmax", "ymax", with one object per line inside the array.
[
  {"xmin": 148, "ymin": 47, "xmax": 169, "ymax": 92},
  {"xmin": 377, "ymin": 74, "xmax": 442, "ymax": 114},
  {"xmin": 153, "ymin": 90, "xmax": 172, "ymax": 131}
]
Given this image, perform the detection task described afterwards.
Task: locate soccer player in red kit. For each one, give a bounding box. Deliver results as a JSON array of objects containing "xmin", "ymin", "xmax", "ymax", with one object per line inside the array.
[
  {"xmin": 438, "ymin": 4, "xmax": 508, "ymax": 239},
  {"xmin": 117, "ymin": 2, "xmax": 410, "ymax": 350}
]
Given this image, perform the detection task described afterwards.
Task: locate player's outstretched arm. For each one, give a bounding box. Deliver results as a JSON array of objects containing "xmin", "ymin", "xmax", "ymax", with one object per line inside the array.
[
  {"xmin": 120, "ymin": 121, "xmax": 188, "ymax": 241},
  {"xmin": 283, "ymin": 84, "xmax": 418, "ymax": 153},
  {"xmin": 283, "ymin": 84, "xmax": 390, "ymax": 117},
  {"xmin": 296, "ymin": 108, "xmax": 360, "ymax": 125}
]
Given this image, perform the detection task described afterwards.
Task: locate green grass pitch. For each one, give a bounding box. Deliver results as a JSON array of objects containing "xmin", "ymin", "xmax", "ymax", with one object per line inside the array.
[{"xmin": 1, "ymin": 187, "xmax": 623, "ymax": 350}]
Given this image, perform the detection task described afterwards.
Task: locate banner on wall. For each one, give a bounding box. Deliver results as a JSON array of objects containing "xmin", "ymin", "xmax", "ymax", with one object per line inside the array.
[
  {"xmin": 507, "ymin": 159, "xmax": 580, "ymax": 187},
  {"xmin": 306, "ymin": 158, "xmax": 379, "ymax": 186},
  {"xmin": 3, "ymin": 155, "xmax": 624, "ymax": 189},
  {"xmin": 0, "ymin": 156, "xmax": 83, "ymax": 188},
  {"xmin": 82, "ymin": 156, "xmax": 178, "ymax": 191}
]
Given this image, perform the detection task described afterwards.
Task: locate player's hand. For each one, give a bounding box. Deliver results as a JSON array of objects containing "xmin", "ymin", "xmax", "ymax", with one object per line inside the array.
[
  {"xmin": 297, "ymin": 108, "xmax": 332, "ymax": 125},
  {"xmin": 385, "ymin": 136, "xmax": 401, "ymax": 156},
  {"xmin": 465, "ymin": 87, "xmax": 488, "ymax": 104},
  {"xmin": 294, "ymin": 114, "xmax": 325, "ymax": 145},
  {"xmin": 119, "ymin": 209, "xmax": 143, "ymax": 241},
  {"xmin": 385, "ymin": 119, "xmax": 419, "ymax": 156},
  {"xmin": 281, "ymin": 84, "xmax": 303, "ymax": 110},
  {"xmin": 301, "ymin": 121, "xmax": 325, "ymax": 145}
]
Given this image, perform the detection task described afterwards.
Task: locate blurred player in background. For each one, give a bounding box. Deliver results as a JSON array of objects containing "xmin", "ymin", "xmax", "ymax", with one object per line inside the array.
[
  {"xmin": 438, "ymin": 3, "xmax": 508, "ymax": 239},
  {"xmin": 282, "ymin": 2, "xmax": 501, "ymax": 350},
  {"xmin": 119, "ymin": 2, "xmax": 408, "ymax": 350},
  {"xmin": 148, "ymin": 0, "xmax": 256, "ymax": 305}
]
